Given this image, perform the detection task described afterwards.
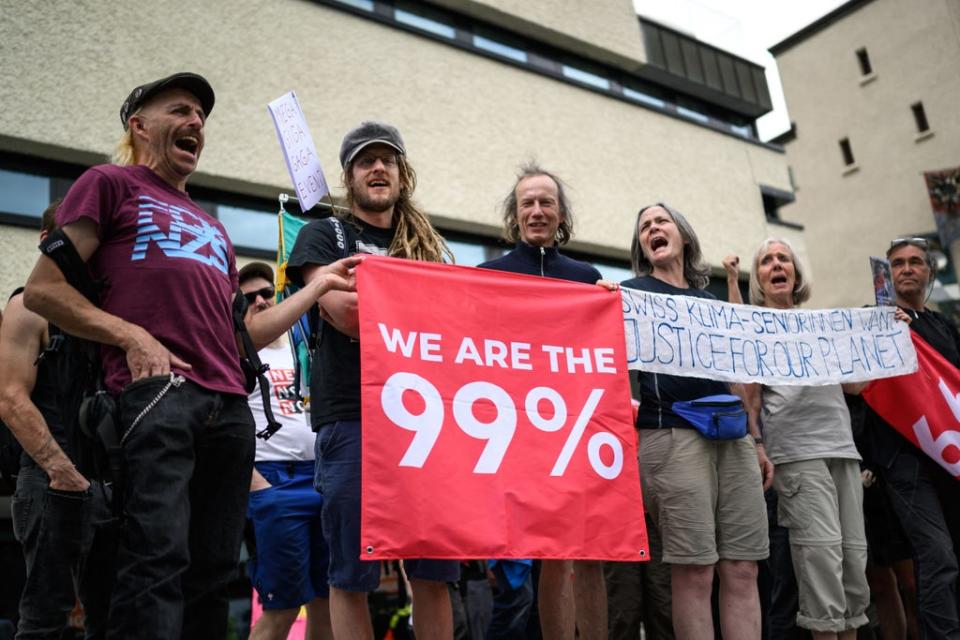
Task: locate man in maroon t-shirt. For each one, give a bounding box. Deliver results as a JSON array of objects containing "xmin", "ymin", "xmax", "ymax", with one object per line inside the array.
[{"xmin": 23, "ymin": 72, "xmax": 357, "ymax": 639}]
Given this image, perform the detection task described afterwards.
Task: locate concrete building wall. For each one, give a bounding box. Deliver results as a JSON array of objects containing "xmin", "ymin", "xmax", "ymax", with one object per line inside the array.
[
  {"xmin": 428, "ymin": 0, "xmax": 648, "ymax": 70},
  {"xmin": 1, "ymin": 229, "xmax": 39, "ymax": 303},
  {"xmin": 0, "ymin": 0, "xmax": 790, "ymax": 298},
  {"xmin": 774, "ymin": 0, "xmax": 960, "ymax": 307}
]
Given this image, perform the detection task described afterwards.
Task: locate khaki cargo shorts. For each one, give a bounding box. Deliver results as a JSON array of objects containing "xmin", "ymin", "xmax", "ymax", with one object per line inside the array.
[{"xmin": 639, "ymin": 428, "xmax": 768, "ymax": 565}]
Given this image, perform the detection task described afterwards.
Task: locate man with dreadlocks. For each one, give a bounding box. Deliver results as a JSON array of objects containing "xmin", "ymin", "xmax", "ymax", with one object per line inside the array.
[{"xmin": 287, "ymin": 121, "xmax": 456, "ymax": 639}]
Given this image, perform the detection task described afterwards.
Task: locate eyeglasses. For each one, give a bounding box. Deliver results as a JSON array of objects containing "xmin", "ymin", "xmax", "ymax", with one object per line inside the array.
[
  {"xmin": 243, "ymin": 287, "xmax": 275, "ymax": 305},
  {"xmin": 354, "ymin": 153, "xmax": 398, "ymax": 169},
  {"xmin": 889, "ymin": 237, "xmax": 929, "ymax": 250}
]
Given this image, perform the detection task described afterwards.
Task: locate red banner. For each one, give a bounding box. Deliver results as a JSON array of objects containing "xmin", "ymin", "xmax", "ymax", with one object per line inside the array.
[
  {"xmin": 357, "ymin": 256, "xmax": 648, "ymax": 560},
  {"xmin": 863, "ymin": 332, "xmax": 960, "ymax": 478}
]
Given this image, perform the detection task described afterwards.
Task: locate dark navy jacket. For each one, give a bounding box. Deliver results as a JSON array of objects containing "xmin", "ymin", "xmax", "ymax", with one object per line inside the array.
[{"xmin": 478, "ymin": 241, "xmax": 601, "ymax": 284}]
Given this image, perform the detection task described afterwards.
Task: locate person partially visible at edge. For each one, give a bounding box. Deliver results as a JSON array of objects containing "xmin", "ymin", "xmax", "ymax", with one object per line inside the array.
[
  {"xmin": 285, "ymin": 121, "xmax": 458, "ymax": 640},
  {"xmin": 0, "ymin": 200, "xmax": 115, "ymax": 639},
  {"xmin": 478, "ymin": 164, "xmax": 608, "ymax": 640},
  {"xmin": 867, "ymin": 237, "xmax": 960, "ymax": 639},
  {"xmin": 240, "ymin": 261, "xmax": 333, "ymax": 640},
  {"xmin": 620, "ymin": 203, "xmax": 769, "ymax": 639},
  {"xmin": 742, "ymin": 238, "xmax": 870, "ymax": 640},
  {"xmin": 21, "ymin": 72, "xmax": 357, "ymax": 639}
]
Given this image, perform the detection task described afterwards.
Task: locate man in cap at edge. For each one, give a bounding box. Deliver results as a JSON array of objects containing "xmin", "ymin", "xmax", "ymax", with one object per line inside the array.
[{"xmin": 23, "ymin": 72, "xmax": 358, "ymax": 638}]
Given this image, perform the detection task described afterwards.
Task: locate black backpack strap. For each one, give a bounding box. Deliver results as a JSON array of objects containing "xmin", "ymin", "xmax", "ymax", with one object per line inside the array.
[
  {"xmin": 89, "ymin": 391, "xmax": 123, "ymax": 517},
  {"xmin": 38, "ymin": 229, "xmax": 100, "ymax": 304},
  {"xmin": 232, "ymin": 289, "xmax": 282, "ymax": 440}
]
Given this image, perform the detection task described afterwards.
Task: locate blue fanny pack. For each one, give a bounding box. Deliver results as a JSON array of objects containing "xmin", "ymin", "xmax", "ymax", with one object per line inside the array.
[{"xmin": 672, "ymin": 394, "xmax": 747, "ymax": 440}]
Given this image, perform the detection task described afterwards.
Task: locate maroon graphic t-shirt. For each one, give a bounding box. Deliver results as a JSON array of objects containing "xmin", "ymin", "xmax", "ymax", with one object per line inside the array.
[{"xmin": 57, "ymin": 164, "xmax": 245, "ymax": 395}]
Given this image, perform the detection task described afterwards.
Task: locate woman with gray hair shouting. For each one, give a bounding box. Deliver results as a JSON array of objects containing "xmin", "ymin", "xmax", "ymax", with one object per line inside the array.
[{"xmin": 621, "ymin": 203, "xmax": 768, "ymax": 639}]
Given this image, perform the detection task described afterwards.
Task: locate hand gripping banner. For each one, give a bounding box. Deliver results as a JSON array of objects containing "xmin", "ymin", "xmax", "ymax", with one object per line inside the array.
[
  {"xmin": 358, "ymin": 256, "xmax": 648, "ymax": 561},
  {"xmin": 863, "ymin": 332, "xmax": 960, "ymax": 479}
]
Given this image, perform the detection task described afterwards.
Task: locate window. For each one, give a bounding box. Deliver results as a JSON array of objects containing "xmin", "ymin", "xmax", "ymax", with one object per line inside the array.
[
  {"xmin": 762, "ymin": 193, "xmax": 781, "ymax": 220},
  {"xmin": 911, "ymin": 102, "xmax": 930, "ymax": 132},
  {"xmin": 561, "ymin": 65, "xmax": 610, "ymax": 90},
  {"xmin": 0, "ymin": 168, "xmax": 51, "ymax": 219},
  {"xmin": 760, "ymin": 184, "xmax": 795, "ymax": 222},
  {"xmin": 394, "ymin": 3, "xmax": 456, "ymax": 39},
  {"xmin": 215, "ymin": 204, "xmax": 279, "ymax": 254},
  {"xmin": 839, "ymin": 138, "xmax": 855, "ymax": 166},
  {"xmin": 316, "ymin": 0, "xmax": 765, "ymax": 143},
  {"xmin": 591, "ymin": 262, "xmax": 633, "ymax": 283},
  {"xmin": 622, "ymin": 86, "xmax": 666, "ymax": 108},
  {"xmin": 446, "ymin": 239, "xmax": 495, "ymax": 266},
  {"xmin": 330, "ymin": 0, "xmax": 373, "ymax": 11},
  {"xmin": 472, "ymin": 34, "xmax": 527, "ymax": 63},
  {"xmin": 855, "ymin": 48, "xmax": 872, "ymax": 75},
  {"xmin": 676, "ymin": 104, "xmax": 710, "ymax": 124},
  {"xmin": 729, "ymin": 122, "xmax": 753, "ymax": 138}
]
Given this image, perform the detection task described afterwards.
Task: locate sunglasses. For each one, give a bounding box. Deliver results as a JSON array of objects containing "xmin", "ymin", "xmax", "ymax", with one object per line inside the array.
[
  {"xmin": 889, "ymin": 236, "xmax": 929, "ymax": 250},
  {"xmin": 243, "ymin": 287, "xmax": 275, "ymax": 305}
]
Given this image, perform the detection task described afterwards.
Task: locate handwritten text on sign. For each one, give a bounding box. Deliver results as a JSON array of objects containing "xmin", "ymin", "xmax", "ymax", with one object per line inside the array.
[
  {"xmin": 359, "ymin": 257, "xmax": 648, "ymax": 561},
  {"xmin": 268, "ymin": 91, "xmax": 328, "ymax": 211},
  {"xmin": 621, "ymin": 287, "xmax": 917, "ymax": 385}
]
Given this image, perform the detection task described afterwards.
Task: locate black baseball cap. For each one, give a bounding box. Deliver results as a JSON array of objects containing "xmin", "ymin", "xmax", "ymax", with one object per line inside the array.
[
  {"xmin": 238, "ymin": 261, "xmax": 275, "ymax": 286},
  {"xmin": 339, "ymin": 121, "xmax": 406, "ymax": 169},
  {"xmin": 120, "ymin": 72, "xmax": 215, "ymax": 130}
]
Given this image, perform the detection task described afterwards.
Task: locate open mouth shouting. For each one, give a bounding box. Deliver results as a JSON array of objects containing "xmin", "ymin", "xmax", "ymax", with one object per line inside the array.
[
  {"xmin": 770, "ymin": 273, "xmax": 789, "ymax": 287},
  {"xmin": 649, "ymin": 235, "xmax": 669, "ymax": 252},
  {"xmin": 174, "ymin": 133, "xmax": 201, "ymax": 159}
]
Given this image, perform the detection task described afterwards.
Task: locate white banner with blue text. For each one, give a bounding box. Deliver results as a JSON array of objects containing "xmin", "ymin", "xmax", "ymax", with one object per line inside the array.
[{"xmin": 621, "ymin": 287, "xmax": 917, "ymax": 385}]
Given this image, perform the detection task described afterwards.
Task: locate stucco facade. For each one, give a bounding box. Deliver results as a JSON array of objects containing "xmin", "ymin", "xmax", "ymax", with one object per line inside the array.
[
  {"xmin": 429, "ymin": 0, "xmax": 648, "ymax": 70},
  {"xmin": 772, "ymin": 0, "xmax": 960, "ymax": 307},
  {"xmin": 0, "ymin": 0, "xmax": 795, "ymax": 300}
]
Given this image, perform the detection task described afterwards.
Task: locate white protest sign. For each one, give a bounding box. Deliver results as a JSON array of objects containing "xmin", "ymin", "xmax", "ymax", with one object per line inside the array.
[
  {"xmin": 621, "ymin": 287, "xmax": 917, "ymax": 385},
  {"xmin": 268, "ymin": 91, "xmax": 328, "ymax": 211}
]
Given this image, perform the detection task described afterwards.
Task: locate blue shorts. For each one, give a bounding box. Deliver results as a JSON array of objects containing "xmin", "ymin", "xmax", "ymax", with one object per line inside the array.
[
  {"xmin": 315, "ymin": 420, "xmax": 460, "ymax": 591},
  {"xmin": 247, "ymin": 460, "xmax": 329, "ymax": 609}
]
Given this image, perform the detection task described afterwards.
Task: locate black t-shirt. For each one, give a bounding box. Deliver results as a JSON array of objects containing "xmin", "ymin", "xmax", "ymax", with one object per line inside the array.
[
  {"xmin": 287, "ymin": 216, "xmax": 394, "ymax": 427},
  {"xmin": 620, "ymin": 275, "xmax": 729, "ymax": 429}
]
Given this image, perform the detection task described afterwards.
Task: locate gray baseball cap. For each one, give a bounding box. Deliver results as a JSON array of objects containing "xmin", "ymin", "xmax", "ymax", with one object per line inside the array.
[{"xmin": 339, "ymin": 121, "xmax": 406, "ymax": 169}]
